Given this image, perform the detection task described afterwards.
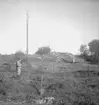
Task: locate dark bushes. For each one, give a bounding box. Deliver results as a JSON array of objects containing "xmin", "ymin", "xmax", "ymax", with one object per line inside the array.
[{"xmin": 78, "ymin": 54, "xmax": 99, "ymax": 64}]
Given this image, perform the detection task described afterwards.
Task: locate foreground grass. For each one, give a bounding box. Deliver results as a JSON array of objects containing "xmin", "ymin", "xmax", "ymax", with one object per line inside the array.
[{"xmin": 0, "ymin": 58, "xmax": 99, "ymax": 105}]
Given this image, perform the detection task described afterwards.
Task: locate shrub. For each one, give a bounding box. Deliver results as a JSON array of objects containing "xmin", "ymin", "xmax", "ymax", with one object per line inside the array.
[
  {"xmin": 35, "ymin": 46, "xmax": 51, "ymax": 57},
  {"xmin": 14, "ymin": 50, "xmax": 25, "ymax": 61}
]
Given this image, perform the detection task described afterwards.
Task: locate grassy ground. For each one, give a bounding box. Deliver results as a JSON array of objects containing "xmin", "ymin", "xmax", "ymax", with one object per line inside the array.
[{"xmin": 0, "ymin": 57, "xmax": 99, "ymax": 105}]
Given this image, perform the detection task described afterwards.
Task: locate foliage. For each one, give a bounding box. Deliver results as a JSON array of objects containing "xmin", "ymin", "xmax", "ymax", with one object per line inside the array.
[
  {"xmin": 88, "ymin": 39, "xmax": 99, "ymax": 55},
  {"xmin": 79, "ymin": 40, "xmax": 99, "ymax": 64},
  {"xmin": 88, "ymin": 39, "xmax": 99, "ymax": 63},
  {"xmin": 0, "ymin": 72, "xmax": 98, "ymax": 105},
  {"xmin": 14, "ymin": 50, "xmax": 25, "ymax": 61},
  {"xmin": 79, "ymin": 44, "xmax": 90, "ymax": 63},
  {"xmin": 79, "ymin": 44, "xmax": 89, "ymax": 56},
  {"xmin": 85, "ymin": 55, "xmax": 99, "ymax": 64},
  {"xmin": 35, "ymin": 46, "xmax": 51, "ymax": 57},
  {"xmin": 0, "ymin": 55, "xmax": 99, "ymax": 105}
]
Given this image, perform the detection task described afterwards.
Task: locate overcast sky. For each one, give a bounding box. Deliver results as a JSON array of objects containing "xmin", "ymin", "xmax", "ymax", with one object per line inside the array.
[{"xmin": 0, "ymin": 0, "xmax": 99, "ymax": 54}]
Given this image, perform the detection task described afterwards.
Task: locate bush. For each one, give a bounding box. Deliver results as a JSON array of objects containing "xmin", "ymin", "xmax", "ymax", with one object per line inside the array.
[
  {"xmin": 78, "ymin": 53, "xmax": 99, "ymax": 64},
  {"xmin": 35, "ymin": 46, "xmax": 51, "ymax": 57},
  {"xmin": 14, "ymin": 50, "xmax": 25, "ymax": 61}
]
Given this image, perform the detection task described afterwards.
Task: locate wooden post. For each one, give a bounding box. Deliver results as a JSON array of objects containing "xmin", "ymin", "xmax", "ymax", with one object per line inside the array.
[
  {"xmin": 40, "ymin": 75, "xmax": 44, "ymax": 98},
  {"xmin": 26, "ymin": 11, "xmax": 29, "ymax": 55}
]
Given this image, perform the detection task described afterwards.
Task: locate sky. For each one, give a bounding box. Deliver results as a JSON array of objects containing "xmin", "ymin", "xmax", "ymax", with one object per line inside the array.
[{"xmin": 0, "ymin": 0, "xmax": 99, "ymax": 54}]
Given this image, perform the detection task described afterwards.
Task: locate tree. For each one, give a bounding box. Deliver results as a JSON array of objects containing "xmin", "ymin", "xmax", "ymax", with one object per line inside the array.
[
  {"xmin": 14, "ymin": 50, "xmax": 25, "ymax": 61},
  {"xmin": 35, "ymin": 46, "xmax": 51, "ymax": 57},
  {"xmin": 79, "ymin": 44, "xmax": 89, "ymax": 55},
  {"xmin": 88, "ymin": 39, "xmax": 99, "ymax": 56},
  {"xmin": 88, "ymin": 39, "xmax": 99, "ymax": 63}
]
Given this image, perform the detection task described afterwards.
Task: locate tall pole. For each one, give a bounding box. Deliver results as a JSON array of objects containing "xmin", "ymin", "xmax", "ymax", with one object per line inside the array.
[
  {"xmin": 26, "ymin": 11, "xmax": 29, "ymax": 55},
  {"xmin": 26, "ymin": 11, "xmax": 29, "ymax": 71},
  {"xmin": 49, "ymin": 40, "xmax": 50, "ymax": 48}
]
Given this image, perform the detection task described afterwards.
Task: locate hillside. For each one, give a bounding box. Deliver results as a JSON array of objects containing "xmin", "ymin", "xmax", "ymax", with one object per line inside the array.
[{"xmin": 0, "ymin": 54, "xmax": 98, "ymax": 105}]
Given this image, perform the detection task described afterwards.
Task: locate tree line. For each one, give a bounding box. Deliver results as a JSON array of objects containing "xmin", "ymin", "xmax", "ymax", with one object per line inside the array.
[
  {"xmin": 79, "ymin": 39, "xmax": 99, "ymax": 64},
  {"xmin": 0, "ymin": 39, "xmax": 99, "ymax": 64}
]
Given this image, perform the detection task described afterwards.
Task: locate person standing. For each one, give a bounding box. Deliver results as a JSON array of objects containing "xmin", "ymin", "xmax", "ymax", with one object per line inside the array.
[{"xmin": 16, "ymin": 59, "xmax": 22, "ymax": 76}]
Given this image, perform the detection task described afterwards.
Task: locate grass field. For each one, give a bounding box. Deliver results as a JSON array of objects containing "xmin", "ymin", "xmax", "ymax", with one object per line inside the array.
[{"xmin": 0, "ymin": 56, "xmax": 99, "ymax": 105}]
